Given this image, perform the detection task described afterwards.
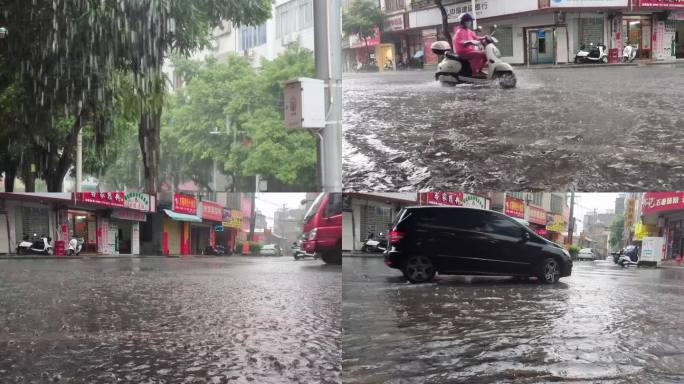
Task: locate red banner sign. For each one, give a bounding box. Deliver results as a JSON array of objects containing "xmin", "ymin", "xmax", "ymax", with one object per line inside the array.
[
  {"xmin": 201, "ymin": 201, "xmax": 224, "ymax": 222},
  {"xmin": 642, "ymin": 192, "xmax": 684, "ymax": 214},
  {"xmin": 173, "ymin": 193, "xmax": 197, "ymax": 215},
  {"xmin": 505, "ymin": 197, "xmax": 525, "ymax": 219},
  {"xmin": 422, "ymin": 192, "xmax": 464, "ymax": 206},
  {"xmin": 78, "ymin": 192, "xmax": 125, "ymax": 207},
  {"xmin": 528, "ymin": 205, "xmax": 547, "ymax": 225},
  {"xmin": 640, "ymin": 0, "xmax": 684, "ymax": 8}
]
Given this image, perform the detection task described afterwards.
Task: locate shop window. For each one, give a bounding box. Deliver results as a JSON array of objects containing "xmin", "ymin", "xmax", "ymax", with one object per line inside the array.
[{"xmin": 538, "ymin": 36, "xmax": 547, "ymax": 54}]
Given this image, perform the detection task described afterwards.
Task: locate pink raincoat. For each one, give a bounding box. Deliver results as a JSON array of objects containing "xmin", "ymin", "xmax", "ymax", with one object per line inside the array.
[{"xmin": 453, "ymin": 25, "xmax": 487, "ymax": 74}]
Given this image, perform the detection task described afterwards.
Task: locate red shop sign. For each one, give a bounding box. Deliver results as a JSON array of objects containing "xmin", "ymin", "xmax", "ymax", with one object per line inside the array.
[
  {"xmin": 423, "ymin": 192, "xmax": 464, "ymax": 206},
  {"xmin": 642, "ymin": 192, "xmax": 684, "ymax": 214},
  {"xmin": 505, "ymin": 197, "xmax": 525, "ymax": 219},
  {"xmin": 79, "ymin": 192, "xmax": 125, "ymax": 207},
  {"xmin": 201, "ymin": 201, "xmax": 224, "ymax": 222},
  {"xmin": 528, "ymin": 205, "xmax": 547, "ymax": 225},
  {"xmin": 173, "ymin": 193, "xmax": 197, "ymax": 215},
  {"xmin": 640, "ymin": 0, "xmax": 684, "ymax": 8}
]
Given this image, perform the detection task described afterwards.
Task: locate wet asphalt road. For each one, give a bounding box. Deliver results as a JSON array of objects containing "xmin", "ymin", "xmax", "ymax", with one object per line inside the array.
[
  {"xmin": 343, "ymin": 65, "xmax": 684, "ymax": 192},
  {"xmin": 0, "ymin": 257, "xmax": 341, "ymax": 384},
  {"xmin": 343, "ymin": 256, "xmax": 684, "ymax": 384}
]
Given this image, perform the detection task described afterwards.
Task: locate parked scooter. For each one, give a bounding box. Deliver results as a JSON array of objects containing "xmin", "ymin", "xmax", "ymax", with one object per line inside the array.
[
  {"xmin": 68, "ymin": 238, "xmax": 84, "ymax": 256},
  {"xmin": 292, "ymin": 241, "xmax": 315, "ymax": 260},
  {"xmin": 622, "ymin": 43, "xmax": 638, "ymax": 63},
  {"xmin": 431, "ymin": 25, "xmax": 517, "ymax": 89},
  {"xmin": 574, "ymin": 43, "xmax": 608, "ymax": 64},
  {"xmin": 361, "ymin": 232, "xmax": 387, "ymax": 253},
  {"xmin": 16, "ymin": 234, "xmax": 53, "ymax": 255},
  {"xmin": 617, "ymin": 245, "xmax": 639, "ymax": 267},
  {"xmin": 202, "ymin": 244, "xmax": 227, "ymax": 256}
]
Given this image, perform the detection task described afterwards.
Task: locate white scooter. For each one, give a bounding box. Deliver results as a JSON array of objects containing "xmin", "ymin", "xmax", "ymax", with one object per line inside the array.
[
  {"xmin": 574, "ymin": 43, "xmax": 608, "ymax": 64},
  {"xmin": 68, "ymin": 238, "xmax": 84, "ymax": 256},
  {"xmin": 431, "ymin": 25, "xmax": 517, "ymax": 89},
  {"xmin": 617, "ymin": 247, "xmax": 639, "ymax": 268},
  {"xmin": 361, "ymin": 233, "xmax": 387, "ymax": 253},
  {"xmin": 16, "ymin": 234, "xmax": 53, "ymax": 255},
  {"xmin": 622, "ymin": 43, "xmax": 638, "ymax": 63}
]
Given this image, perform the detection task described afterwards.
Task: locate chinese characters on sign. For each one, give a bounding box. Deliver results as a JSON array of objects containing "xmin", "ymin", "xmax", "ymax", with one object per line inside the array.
[
  {"xmin": 222, "ymin": 209, "xmax": 244, "ymax": 229},
  {"xmin": 546, "ymin": 214, "xmax": 565, "ymax": 233},
  {"xmin": 528, "ymin": 205, "xmax": 547, "ymax": 225},
  {"xmin": 124, "ymin": 192, "xmax": 151, "ymax": 212},
  {"xmin": 504, "ymin": 196, "xmax": 525, "ymax": 219},
  {"xmin": 79, "ymin": 192, "xmax": 125, "ymax": 207},
  {"xmin": 201, "ymin": 201, "xmax": 224, "ymax": 222},
  {"xmin": 173, "ymin": 193, "xmax": 197, "ymax": 215},
  {"xmin": 641, "ymin": 192, "xmax": 684, "ymax": 214},
  {"xmin": 640, "ymin": 0, "xmax": 684, "ymax": 8},
  {"xmin": 425, "ymin": 192, "xmax": 464, "ymax": 206}
]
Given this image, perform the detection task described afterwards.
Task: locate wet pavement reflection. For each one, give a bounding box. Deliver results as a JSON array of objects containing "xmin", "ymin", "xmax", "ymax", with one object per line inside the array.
[
  {"xmin": 343, "ymin": 257, "xmax": 684, "ymax": 384},
  {"xmin": 343, "ymin": 66, "xmax": 684, "ymax": 192},
  {"xmin": 0, "ymin": 257, "xmax": 341, "ymax": 383}
]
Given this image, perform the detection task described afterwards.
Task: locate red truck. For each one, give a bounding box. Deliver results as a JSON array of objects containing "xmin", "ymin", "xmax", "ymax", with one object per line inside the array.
[{"xmin": 301, "ymin": 193, "xmax": 342, "ymax": 264}]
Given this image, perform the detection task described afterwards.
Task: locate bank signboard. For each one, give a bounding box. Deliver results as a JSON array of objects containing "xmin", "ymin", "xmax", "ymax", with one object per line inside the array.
[
  {"xmin": 549, "ymin": 0, "xmax": 628, "ymax": 7},
  {"xmin": 409, "ymin": 0, "xmax": 538, "ymax": 29}
]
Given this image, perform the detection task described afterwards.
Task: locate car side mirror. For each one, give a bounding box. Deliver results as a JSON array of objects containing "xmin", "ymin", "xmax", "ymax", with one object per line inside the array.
[{"xmin": 521, "ymin": 231, "xmax": 530, "ymax": 242}]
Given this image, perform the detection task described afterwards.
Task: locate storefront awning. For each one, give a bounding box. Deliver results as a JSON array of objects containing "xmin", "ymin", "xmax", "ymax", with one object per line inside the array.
[{"xmin": 163, "ymin": 209, "xmax": 201, "ymax": 222}]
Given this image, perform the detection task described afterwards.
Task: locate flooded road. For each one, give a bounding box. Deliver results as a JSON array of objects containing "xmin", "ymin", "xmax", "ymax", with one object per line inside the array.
[
  {"xmin": 343, "ymin": 65, "xmax": 684, "ymax": 192},
  {"xmin": 0, "ymin": 257, "xmax": 341, "ymax": 384},
  {"xmin": 343, "ymin": 257, "xmax": 684, "ymax": 384}
]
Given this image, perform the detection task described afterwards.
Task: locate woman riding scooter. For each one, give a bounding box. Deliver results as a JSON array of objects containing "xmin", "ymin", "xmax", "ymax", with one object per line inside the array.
[{"xmin": 453, "ymin": 13, "xmax": 487, "ymax": 77}]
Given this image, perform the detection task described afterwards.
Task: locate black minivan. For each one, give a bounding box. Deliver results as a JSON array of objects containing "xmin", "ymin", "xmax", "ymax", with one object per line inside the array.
[{"xmin": 384, "ymin": 206, "xmax": 573, "ymax": 284}]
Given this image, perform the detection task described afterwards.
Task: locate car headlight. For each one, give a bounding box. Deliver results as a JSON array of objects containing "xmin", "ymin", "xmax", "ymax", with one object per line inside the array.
[{"xmin": 307, "ymin": 228, "xmax": 318, "ymax": 241}]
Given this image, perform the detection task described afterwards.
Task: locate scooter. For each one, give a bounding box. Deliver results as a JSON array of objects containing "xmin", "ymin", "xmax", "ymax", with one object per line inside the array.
[
  {"xmin": 16, "ymin": 234, "xmax": 53, "ymax": 255},
  {"xmin": 361, "ymin": 232, "xmax": 387, "ymax": 253},
  {"xmin": 622, "ymin": 43, "xmax": 638, "ymax": 63},
  {"xmin": 68, "ymin": 238, "xmax": 84, "ymax": 256},
  {"xmin": 574, "ymin": 43, "xmax": 608, "ymax": 64},
  {"xmin": 432, "ymin": 26, "xmax": 516, "ymax": 89},
  {"xmin": 617, "ymin": 246, "xmax": 639, "ymax": 267}
]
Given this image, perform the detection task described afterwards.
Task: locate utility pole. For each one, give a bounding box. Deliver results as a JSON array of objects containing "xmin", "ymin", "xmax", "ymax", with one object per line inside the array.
[
  {"xmin": 249, "ymin": 192, "xmax": 256, "ymax": 242},
  {"xmin": 471, "ymin": 0, "xmax": 478, "ymax": 29},
  {"xmin": 567, "ymin": 191, "xmax": 575, "ymax": 245},
  {"xmin": 76, "ymin": 129, "xmax": 83, "ymax": 192},
  {"xmin": 314, "ymin": 0, "xmax": 343, "ymax": 192}
]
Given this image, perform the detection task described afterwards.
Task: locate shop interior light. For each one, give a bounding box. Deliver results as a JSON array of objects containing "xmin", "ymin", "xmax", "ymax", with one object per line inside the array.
[{"xmin": 0, "ymin": 27, "xmax": 8, "ymax": 39}]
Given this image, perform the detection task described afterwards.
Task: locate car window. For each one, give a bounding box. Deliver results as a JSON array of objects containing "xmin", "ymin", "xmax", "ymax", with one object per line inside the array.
[
  {"xmin": 324, "ymin": 193, "xmax": 343, "ymax": 218},
  {"xmin": 482, "ymin": 212, "xmax": 524, "ymax": 238}
]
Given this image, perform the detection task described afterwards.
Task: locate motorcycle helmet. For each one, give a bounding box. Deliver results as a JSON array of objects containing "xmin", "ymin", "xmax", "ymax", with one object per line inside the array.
[{"xmin": 459, "ymin": 13, "xmax": 474, "ymax": 29}]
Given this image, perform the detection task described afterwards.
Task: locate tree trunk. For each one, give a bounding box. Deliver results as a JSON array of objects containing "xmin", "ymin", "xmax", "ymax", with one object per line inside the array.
[
  {"xmin": 139, "ymin": 108, "xmax": 161, "ymax": 195},
  {"xmin": 364, "ymin": 37, "xmax": 371, "ymax": 64},
  {"xmin": 435, "ymin": 0, "xmax": 453, "ymax": 49},
  {"xmin": 3, "ymin": 162, "xmax": 17, "ymax": 192},
  {"xmin": 20, "ymin": 162, "xmax": 36, "ymax": 193},
  {"xmin": 45, "ymin": 116, "xmax": 82, "ymax": 192}
]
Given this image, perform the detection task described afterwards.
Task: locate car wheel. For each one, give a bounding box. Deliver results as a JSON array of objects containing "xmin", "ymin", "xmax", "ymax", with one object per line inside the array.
[
  {"xmin": 538, "ymin": 258, "xmax": 561, "ymax": 284},
  {"xmin": 321, "ymin": 251, "xmax": 342, "ymax": 265},
  {"xmin": 402, "ymin": 255, "xmax": 436, "ymax": 284}
]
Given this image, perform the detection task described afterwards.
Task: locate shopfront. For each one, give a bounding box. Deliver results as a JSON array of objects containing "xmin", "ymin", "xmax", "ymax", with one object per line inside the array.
[
  {"xmin": 0, "ymin": 193, "xmax": 70, "ymax": 253},
  {"xmin": 74, "ymin": 192, "xmax": 151, "ymax": 255},
  {"xmin": 194, "ymin": 200, "xmax": 225, "ymax": 254},
  {"xmin": 641, "ymin": 192, "xmax": 684, "ymax": 261},
  {"xmin": 163, "ymin": 193, "xmax": 201, "ymax": 255},
  {"xmin": 382, "ymin": 13, "xmax": 407, "ymax": 69},
  {"xmin": 546, "ymin": 213, "xmax": 566, "ymax": 244},
  {"xmin": 221, "ymin": 209, "xmax": 243, "ymax": 254}
]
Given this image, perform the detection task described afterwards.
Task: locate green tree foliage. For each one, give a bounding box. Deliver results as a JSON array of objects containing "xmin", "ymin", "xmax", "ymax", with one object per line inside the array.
[
  {"xmin": 568, "ymin": 244, "xmax": 580, "ymax": 259},
  {"xmin": 163, "ymin": 47, "xmax": 316, "ymax": 192},
  {"xmin": 342, "ymin": 0, "xmax": 384, "ymax": 61},
  {"xmin": 0, "ymin": 0, "xmax": 272, "ymax": 192},
  {"xmin": 609, "ymin": 215, "xmax": 625, "ymax": 250}
]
